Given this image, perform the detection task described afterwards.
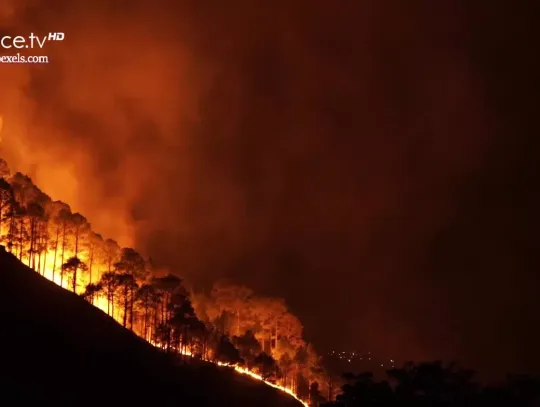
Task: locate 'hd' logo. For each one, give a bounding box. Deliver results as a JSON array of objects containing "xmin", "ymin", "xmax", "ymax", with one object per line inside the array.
[{"xmin": 48, "ymin": 32, "xmax": 64, "ymax": 41}]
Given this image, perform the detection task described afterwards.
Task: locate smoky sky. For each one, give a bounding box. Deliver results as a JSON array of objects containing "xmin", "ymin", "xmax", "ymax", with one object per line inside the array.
[{"xmin": 1, "ymin": 0, "xmax": 539, "ymax": 379}]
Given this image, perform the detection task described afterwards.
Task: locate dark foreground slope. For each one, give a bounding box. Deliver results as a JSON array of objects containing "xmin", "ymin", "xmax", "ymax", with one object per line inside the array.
[{"xmin": 0, "ymin": 247, "xmax": 302, "ymax": 407}]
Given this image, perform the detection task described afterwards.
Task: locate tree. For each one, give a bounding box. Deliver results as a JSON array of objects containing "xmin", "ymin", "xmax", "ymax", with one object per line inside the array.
[
  {"xmin": 277, "ymin": 312, "xmax": 304, "ymax": 349},
  {"xmin": 233, "ymin": 330, "xmax": 261, "ymax": 369},
  {"xmin": 155, "ymin": 322, "xmax": 172, "ymax": 352},
  {"xmin": 274, "ymin": 337, "xmax": 299, "ymax": 390},
  {"xmin": 8, "ymin": 173, "xmax": 51, "ymax": 269},
  {"xmin": 86, "ymin": 232, "xmax": 103, "ymax": 284},
  {"xmin": 47, "ymin": 201, "xmax": 69, "ymax": 283},
  {"xmin": 4, "ymin": 197, "xmax": 18, "ymax": 253},
  {"xmin": 211, "ymin": 281, "xmax": 253, "ymax": 336},
  {"xmin": 249, "ymin": 297, "xmax": 287, "ymax": 353},
  {"xmin": 254, "ymin": 352, "xmax": 279, "ymax": 382},
  {"xmin": 279, "ymin": 353, "xmax": 295, "ymax": 390},
  {"xmin": 0, "ymin": 177, "xmax": 13, "ymax": 241},
  {"xmin": 26, "ymin": 202, "xmax": 45, "ymax": 271},
  {"xmin": 215, "ymin": 335, "xmax": 243, "ymax": 365},
  {"xmin": 152, "ymin": 274, "xmax": 183, "ymax": 326},
  {"xmin": 114, "ymin": 273, "xmax": 137, "ymax": 328},
  {"xmin": 115, "ymin": 248, "xmax": 147, "ymax": 283},
  {"xmin": 57, "ymin": 207, "xmax": 72, "ymax": 287},
  {"xmin": 115, "ymin": 248, "xmax": 147, "ymax": 329},
  {"xmin": 82, "ymin": 282, "xmax": 103, "ymax": 305},
  {"xmin": 190, "ymin": 318, "xmax": 210, "ymax": 360},
  {"xmin": 137, "ymin": 284, "xmax": 157, "ymax": 341},
  {"xmin": 168, "ymin": 295, "xmax": 204, "ymax": 359},
  {"xmin": 99, "ymin": 271, "xmax": 119, "ymax": 317},
  {"xmin": 14, "ymin": 204, "xmax": 27, "ymax": 261},
  {"xmin": 103, "ymin": 238, "xmax": 120, "ymax": 274},
  {"xmin": 309, "ymin": 382, "xmax": 325, "ymax": 407},
  {"xmin": 62, "ymin": 256, "xmax": 88, "ymax": 293},
  {"xmin": 69, "ymin": 213, "xmax": 88, "ymax": 259}
]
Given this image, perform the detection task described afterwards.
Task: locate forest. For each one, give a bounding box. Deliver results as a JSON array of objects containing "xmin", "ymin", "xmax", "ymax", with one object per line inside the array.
[{"xmin": 0, "ymin": 157, "xmax": 328, "ymax": 405}]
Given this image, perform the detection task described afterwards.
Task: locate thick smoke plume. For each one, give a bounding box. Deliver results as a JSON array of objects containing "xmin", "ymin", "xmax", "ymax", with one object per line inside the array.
[{"xmin": 1, "ymin": 0, "xmax": 539, "ymax": 378}]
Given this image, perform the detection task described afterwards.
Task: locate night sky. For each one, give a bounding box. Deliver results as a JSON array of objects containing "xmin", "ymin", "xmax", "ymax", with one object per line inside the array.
[{"xmin": 0, "ymin": 0, "xmax": 538, "ymax": 379}]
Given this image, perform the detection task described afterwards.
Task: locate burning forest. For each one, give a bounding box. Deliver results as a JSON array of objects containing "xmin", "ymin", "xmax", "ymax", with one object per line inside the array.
[{"xmin": 0, "ymin": 157, "xmax": 328, "ymax": 406}]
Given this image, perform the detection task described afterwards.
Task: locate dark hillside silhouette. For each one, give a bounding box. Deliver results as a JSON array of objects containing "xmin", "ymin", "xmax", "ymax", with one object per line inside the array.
[{"xmin": 0, "ymin": 245, "xmax": 303, "ymax": 406}]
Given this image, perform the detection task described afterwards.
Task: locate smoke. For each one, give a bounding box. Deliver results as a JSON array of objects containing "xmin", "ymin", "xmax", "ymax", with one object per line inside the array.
[
  {"xmin": 1, "ymin": 0, "xmax": 538, "ymax": 378},
  {"xmin": 0, "ymin": 0, "xmax": 210, "ymax": 245}
]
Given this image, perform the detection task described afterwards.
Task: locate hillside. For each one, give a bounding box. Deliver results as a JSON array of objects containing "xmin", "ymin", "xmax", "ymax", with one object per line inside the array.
[{"xmin": 0, "ymin": 245, "xmax": 303, "ymax": 406}]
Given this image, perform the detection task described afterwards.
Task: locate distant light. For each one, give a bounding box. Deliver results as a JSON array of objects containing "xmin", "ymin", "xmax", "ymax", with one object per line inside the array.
[
  {"xmin": 348, "ymin": 359, "xmax": 351, "ymax": 363},
  {"xmin": 368, "ymin": 358, "xmax": 371, "ymax": 360},
  {"xmin": 381, "ymin": 364, "xmax": 383, "ymax": 367}
]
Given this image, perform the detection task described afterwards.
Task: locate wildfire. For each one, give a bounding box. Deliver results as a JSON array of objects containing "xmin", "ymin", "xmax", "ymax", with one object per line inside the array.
[{"xmin": 23, "ymin": 247, "xmax": 309, "ymax": 407}]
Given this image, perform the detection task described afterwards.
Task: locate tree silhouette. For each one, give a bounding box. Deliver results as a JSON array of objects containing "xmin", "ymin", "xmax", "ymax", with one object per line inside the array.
[
  {"xmin": 69, "ymin": 213, "xmax": 88, "ymax": 260},
  {"xmin": 254, "ymin": 352, "xmax": 279, "ymax": 382},
  {"xmin": 0, "ymin": 177, "xmax": 13, "ymax": 241},
  {"xmin": 233, "ymin": 330, "xmax": 262, "ymax": 369},
  {"xmin": 152, "ymin": 274, "xmax": 183, "ymax": 326},
  {"xmin": 62, "ymin": 256, "xmax": 88, "ymax": 293},
  {"xmin": 115, "ymin": 273, "xmax": 137, "ymax": 328},
  {"xmin": 216, "ymin": 335, "xmax": 243, "ymax": 365},
  {"xmin": 169, "ymin": 295, "xmax": 200, "ymax": 359},
  {"xmin": 115, "ymin": 248, "xmax": 147, "ymax": 329},
  {"xmin": 26, "ymin": 202, "xmax": 45, "ymax": 271},
  {"xmin": 82, "ymin": 282, "xmax": 103, "ymax": 305},
  {"xmin": 86, "ymin": 232, "xmax": 103, "ymax": 284},
  {"xmin": 137, "ymin": 283, "xmax": 157, "ymax": 341},
  {"xmin": 57, "ymin": 207, "xmax": 72, "ymax": 287}
]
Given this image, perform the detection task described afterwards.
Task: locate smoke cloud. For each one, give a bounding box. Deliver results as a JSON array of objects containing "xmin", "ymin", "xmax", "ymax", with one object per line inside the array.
[{"xmin": 1, "ymin": 0, "xmax": 538, "ymax": 378}]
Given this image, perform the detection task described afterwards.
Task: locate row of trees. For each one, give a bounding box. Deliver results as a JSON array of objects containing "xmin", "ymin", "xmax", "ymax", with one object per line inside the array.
[
  {"xmin": 321, "ymin": 361, "xmax": 540, "ymax": 407},
  {"xmin": 0, "ymin": 158, "xmax": 329, "ymax": 404},
  {"xmin": 0, "ymin": 160, "xmax": 122, "ymax": 293}
]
